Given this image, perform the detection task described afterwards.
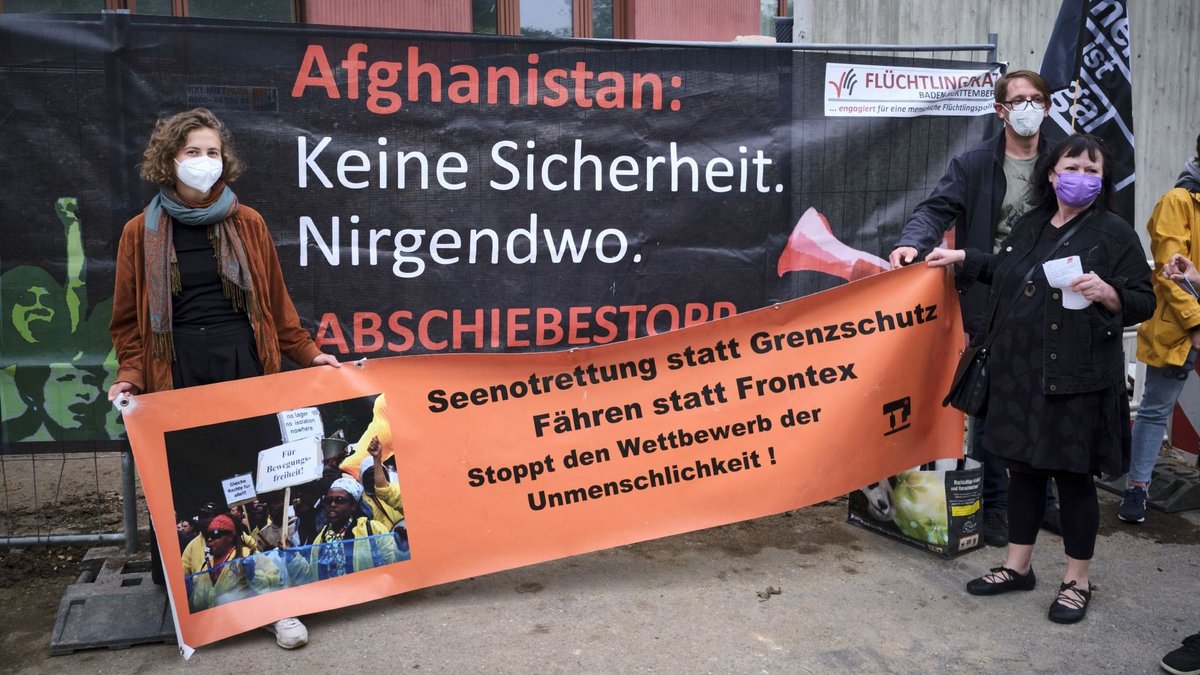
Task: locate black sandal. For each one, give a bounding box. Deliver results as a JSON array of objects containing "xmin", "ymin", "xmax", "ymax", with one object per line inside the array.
[
  {"xmin": 966, "ymin": 566, "xmax": 1037, "ymax": 595},
  {"xmin": 1047, "ymin": 580, "xmax": 1093, "ymax": 624}
]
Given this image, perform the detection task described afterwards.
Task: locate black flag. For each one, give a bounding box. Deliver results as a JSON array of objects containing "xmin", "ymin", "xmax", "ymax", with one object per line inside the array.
[{"xmin": 1039, "ymin": 0, "xmax": 1135, "ymax": 223}]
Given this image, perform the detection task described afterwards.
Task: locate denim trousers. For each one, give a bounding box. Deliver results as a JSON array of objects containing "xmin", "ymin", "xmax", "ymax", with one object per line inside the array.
[{"xmin": 1129, "ymin": 348, "xmax": 1198, "ymax": 485}]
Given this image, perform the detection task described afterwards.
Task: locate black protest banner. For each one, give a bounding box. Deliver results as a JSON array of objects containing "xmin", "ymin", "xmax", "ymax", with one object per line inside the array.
[{"xmin": 0, "ymin": 14, "xmax": 994, "ymax": 448}]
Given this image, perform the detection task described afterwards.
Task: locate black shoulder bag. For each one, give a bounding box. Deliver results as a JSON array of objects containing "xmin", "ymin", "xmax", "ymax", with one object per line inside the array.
[{"xmin": 943, "ymin": 213, "xmax": 1093, "ymax": 417}]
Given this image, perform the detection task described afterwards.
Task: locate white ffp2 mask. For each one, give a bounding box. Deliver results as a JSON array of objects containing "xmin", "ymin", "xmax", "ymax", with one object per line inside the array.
[
  {"xmin": 175, "ymin": 156, "xmax": 223, "ymax": 193},
  {"xmin": 1006, "ymin": 107, "xmax": 1044, "ymax": 137}
]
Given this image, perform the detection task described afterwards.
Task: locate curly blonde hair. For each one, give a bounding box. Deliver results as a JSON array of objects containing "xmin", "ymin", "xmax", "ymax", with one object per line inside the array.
[{"xmin": 138, "ymin": 108, "xmax": 244, "ymax": 186}]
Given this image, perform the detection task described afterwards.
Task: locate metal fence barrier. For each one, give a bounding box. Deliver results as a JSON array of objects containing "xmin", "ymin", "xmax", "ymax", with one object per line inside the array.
[{"xmin": 0, "ymin": 447, "xmax": 138, "ymax": 553}]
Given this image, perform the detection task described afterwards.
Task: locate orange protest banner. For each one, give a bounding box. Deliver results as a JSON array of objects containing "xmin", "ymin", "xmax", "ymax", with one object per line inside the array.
[{"xmin": 122, "ymin": 265, "xmax": 964, "ymax": 654}]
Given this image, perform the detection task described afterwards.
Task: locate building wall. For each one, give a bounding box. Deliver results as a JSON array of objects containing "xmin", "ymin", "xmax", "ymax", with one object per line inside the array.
[
  {"xmin": 301, "ymin": 1, "xmax": 760, "ymax": 43},
  {"xmin": 304, "ymin": 0, "xmax": 471, "ymax": 32},
  {"xmin": 797, "ymin": 0, "xmax": 1200, "ymax": 244},
  {"xmin": 627, "ymin": 0, "xmax": 760, "ymax": 41}
]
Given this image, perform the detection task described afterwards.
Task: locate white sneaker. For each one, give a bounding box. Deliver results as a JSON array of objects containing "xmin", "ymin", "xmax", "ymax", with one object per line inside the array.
[{"xmin": 264, "ymin": 617, "xmax": 308, "ymax": 649}]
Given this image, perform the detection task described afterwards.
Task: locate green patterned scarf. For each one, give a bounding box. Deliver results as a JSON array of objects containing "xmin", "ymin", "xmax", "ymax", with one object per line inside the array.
[{"xmin": 143, "ymin": 183, "xmax": 260, "ymax": 359}]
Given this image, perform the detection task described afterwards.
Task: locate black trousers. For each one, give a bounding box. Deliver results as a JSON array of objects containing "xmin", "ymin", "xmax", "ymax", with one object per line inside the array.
[
  {"xmin": 171, "ymin": 322, "xmax": 264, "ymax": 388},
  {"xmin": 149, "ymin": 322, "xmax": 263, "ymax": 583},
  {"xmin": 1007, "ymin": 466, "xmax": 1099, "ymax": 560}
]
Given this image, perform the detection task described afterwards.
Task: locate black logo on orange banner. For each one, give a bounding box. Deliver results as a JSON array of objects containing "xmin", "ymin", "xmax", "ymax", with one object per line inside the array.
[{"xmin": 883, "ymin": 397, "xmax": 911, "ymax": 436}]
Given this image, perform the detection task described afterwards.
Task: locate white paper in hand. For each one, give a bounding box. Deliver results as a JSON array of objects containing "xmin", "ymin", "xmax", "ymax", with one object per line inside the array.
[{"xmin": 1042, "ymin": 256, "xmax": 1090, "ymax": 310}]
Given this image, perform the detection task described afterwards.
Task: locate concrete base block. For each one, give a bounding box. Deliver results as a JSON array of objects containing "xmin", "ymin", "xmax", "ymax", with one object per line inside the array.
[
  {"xmin": 49, "ymin": 547, "xmax": 175, "ymax": 656},
  {"xmin": 1098, "ymin": 459, "xmax": 1200, "ymax": 513}
]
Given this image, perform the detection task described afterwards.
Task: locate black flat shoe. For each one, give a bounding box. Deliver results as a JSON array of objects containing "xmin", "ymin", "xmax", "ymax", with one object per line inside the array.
[
  {"xmin": 966, "ymin": 566, "xmax": 1037, "ymax": 596},
  {"xmin": 1047, "ymin": 580, "xmax": 1092, "ymax": 624}
]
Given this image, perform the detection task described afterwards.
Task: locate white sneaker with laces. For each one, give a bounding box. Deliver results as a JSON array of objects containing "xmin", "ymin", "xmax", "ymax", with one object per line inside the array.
[{"xmin": 264, "ymin": 617, "xmax": 308, "ymax": 649}]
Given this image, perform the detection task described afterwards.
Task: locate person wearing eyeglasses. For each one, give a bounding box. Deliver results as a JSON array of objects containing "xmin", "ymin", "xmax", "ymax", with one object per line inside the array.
[
  {"xmin": 888, "ymin": 69, "xmax": 1057, "ymax": 550},
  {"xmin": 1122, "ymin": 132, "xmax": 1200, "ymax": 526},
  {"xmin": 290, "ymin": 433, "xmax": 354, "ymax": 545},
  {"xmin": 184, "ymin": 514, "xmax": 281, "ymax": 613},
  {"xmin": 286, "ymin": 477, "xmax": 405, "ymax": 584},
  {"xmin": 180, "ymin": 501, "xmax": 256, "ymax": 581}
]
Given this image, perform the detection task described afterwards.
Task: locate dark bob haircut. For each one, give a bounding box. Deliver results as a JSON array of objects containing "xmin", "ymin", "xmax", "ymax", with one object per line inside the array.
[{"xmin": 1031, "ymin": 133, "xmax": 1115, "ymax": 211}]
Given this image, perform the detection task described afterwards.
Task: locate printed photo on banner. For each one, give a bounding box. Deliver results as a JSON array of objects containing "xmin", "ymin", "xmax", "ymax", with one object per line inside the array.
[{"xmin": 163, "ymin": 393, "xmax": 411, "ymax": 613}]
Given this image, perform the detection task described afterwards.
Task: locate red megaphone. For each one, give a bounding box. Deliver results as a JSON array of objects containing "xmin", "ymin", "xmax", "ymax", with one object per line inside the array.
[{"xmin": 777, "ymin": 207, "xmax": 891, "ymax": 282}]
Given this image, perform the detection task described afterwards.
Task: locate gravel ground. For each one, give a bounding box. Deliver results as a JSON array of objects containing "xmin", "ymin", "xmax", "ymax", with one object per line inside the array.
[{"xmin": 3, "ymin": 469, "xmax": 1198, "ymax": 675}]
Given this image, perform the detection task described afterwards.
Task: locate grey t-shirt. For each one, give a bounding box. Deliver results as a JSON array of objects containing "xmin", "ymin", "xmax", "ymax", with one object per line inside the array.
[{"xmin": 996, "ymin": 155, "xmax": 1038, "ymax": 252}]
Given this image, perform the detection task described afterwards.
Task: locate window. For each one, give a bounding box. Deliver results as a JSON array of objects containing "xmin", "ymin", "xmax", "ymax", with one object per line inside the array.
[
  {"xmin": 0, "ymin": 0, "xmax": 299, "ymax": 21},
  {"xmin": 760, "ymin": 0, "xmax": 790, "ymax": 37},
  {"xmin": 473, "ymin": 0, "xmax": 498, "ymax": 34},
  {"xmin": 592, "ymin": 0, "xmax": 612, "ymax": 39},
  {"xmin": 474, "ymin": 0, "xmax": 623, "ymax": 38},
  {"xmin": 186, "ymin": 0, "xmax": 295, "ymax": 22},
  {"xmin": 2, "ymin": 0, "xmax": 109, "ymax": 11},
  {"xmin": 131, "ymin": 0, "xmax": 172, "ymax": 15},
  {"xmin": 520, "ymin": 0, "xmax": 570, "ymax": 38}
]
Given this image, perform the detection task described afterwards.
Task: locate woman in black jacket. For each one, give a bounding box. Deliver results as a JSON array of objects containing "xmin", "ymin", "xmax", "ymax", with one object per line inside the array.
[{"xmin": 927, "ymin": 134, "xmax": 1154, "ymax": 624}]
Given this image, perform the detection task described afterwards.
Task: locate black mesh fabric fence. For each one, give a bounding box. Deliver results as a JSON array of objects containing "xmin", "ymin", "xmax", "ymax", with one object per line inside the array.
[{"xmin": 0, "ymin": 13, "xmax": 996, "ymax": 543}]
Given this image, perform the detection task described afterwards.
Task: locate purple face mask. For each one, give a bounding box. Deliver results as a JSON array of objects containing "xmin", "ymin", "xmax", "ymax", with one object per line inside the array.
[{"xmin": 1054, "ymin": 172, "xmax": 1102, "ymax": 208}]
